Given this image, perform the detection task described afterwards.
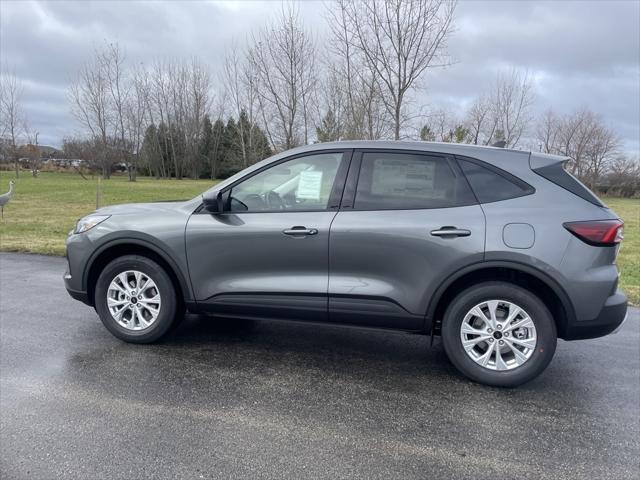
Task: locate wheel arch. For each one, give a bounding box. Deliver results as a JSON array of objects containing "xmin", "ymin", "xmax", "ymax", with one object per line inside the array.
[
  {"xmin": 428, "ymin": 261, "xmax": 576, "ymax": 339},
  {"xmin": 84, "ymin": 239, "xmax": 192, "ymax": 308}
]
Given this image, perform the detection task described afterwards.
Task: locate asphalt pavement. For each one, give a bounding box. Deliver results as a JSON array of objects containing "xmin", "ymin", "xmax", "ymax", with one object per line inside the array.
[{"xmin": 1, "ymin": 252, "xmax": 639, "ymax": 479}]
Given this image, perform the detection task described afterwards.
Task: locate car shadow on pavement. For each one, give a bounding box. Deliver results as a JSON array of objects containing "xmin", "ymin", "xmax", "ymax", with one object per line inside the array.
[
  {"xmin": 67, "ymin": 312, "xmax": 468, "ymax": 393},
  {"xmin": 63, "ymin": 310, "xmax": 628, "ymax": 411},
  {"xmin": 164, "ymin": 313, "xmax": 446, "ymax": 368}
]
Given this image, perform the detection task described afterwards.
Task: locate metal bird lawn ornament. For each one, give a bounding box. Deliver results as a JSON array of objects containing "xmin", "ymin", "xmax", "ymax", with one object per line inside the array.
[{"xmin": 0, "ymin": 180, "xmax": 15, "ymax": 219}]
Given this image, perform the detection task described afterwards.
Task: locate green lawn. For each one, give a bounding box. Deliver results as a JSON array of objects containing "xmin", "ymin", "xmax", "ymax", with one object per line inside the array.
[
  {"xmin": 605, "ymin": 197, "xmax": 639, "ymax": 305},
  {"xmin": 0, "ymin": 171, "xmax": 215, "ymax": 255},
  {"xmin": 0, "ymin": 171, "xmax": 638, "ymax": 304}
]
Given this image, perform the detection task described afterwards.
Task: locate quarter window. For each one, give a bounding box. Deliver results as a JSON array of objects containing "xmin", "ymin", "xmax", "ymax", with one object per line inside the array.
[
  {"xmin": 458, "ymin": 159, "xmax": 532, "ymax": 203},
  {"xmin": 228, "ymin": 152, "xmax": 345, "ymax": 212},
  {"xmin": 354, "ymin": 152, "xmax": 476, "ymax": 210}
]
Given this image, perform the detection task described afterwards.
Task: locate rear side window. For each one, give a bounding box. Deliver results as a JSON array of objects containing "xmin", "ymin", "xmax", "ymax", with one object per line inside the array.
[
  {"xmin": 354, "ymin": 152, "xmax": 476, "ymax": 210},
  {"xmin": 458, "ymin": 159, "xmax": 533, "ymax": 204},
  {"xmin": 532, "ymin": 161, "xmax": 604, "ymax": 207}
]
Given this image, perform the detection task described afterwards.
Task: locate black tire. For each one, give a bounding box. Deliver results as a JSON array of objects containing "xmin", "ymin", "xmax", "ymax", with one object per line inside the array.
[
  {"xmin": 94, "ymin": 255, "xmax": 180, "ymax": 343},
  {"xmin": 441, "ymin": 281, "xmax": 557, "ymax": 387}
]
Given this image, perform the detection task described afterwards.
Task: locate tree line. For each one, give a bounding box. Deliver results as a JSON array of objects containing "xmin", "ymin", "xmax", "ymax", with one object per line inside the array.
[
  {"xmin": 1, "ymin": 0, "xmax": 638, "ymax": 192},
  {"xmin": 53, "ymin": 0, "xmax": 461, "ymax": 180}
]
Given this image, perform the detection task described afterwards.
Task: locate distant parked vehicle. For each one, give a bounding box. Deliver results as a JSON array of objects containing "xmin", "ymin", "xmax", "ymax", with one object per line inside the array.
[{"xmin": 64, "ymin": 141, "xmax": 628, "ymax": 387}]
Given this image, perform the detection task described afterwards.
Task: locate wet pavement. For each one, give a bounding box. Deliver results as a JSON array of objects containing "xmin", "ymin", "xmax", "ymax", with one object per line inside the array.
[{"xmin": 1, "ymin": 252, "xmax": 639, "ymax": 479}]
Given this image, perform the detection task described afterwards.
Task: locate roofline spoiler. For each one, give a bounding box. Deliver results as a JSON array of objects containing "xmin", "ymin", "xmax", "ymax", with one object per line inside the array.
[{"xmin": 529, "ymin": 151, "xmax": 571, "ymax": 171}]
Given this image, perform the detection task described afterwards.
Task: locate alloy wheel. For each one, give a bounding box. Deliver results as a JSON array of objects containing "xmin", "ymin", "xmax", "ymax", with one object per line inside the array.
[
  {"xmin": 107, "ymin": 270, "xmax": 162, "ymax": 331},
  {"xmin": 459, "ymin": 300, "xmax": 537, "ymax": 371}
]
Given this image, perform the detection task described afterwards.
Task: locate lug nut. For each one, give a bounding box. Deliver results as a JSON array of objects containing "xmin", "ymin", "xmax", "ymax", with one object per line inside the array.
[
  {"xmin": 499, "ymin": 340, "xmax": 504, "ymax": 345},
  {"xmin": 488, "ymin": 338, "xmax": 494, "ymax": 343},
  {"xmin": 497, "ymin": 324, "xmax": 502, "ymax": 330},
  {"xmin": 487, "ymin": 328, "xmax": 493, "ymax": 333},
  {"xmin": 504, "ymin": 332, "xmax": 510, "ymax": 337}
]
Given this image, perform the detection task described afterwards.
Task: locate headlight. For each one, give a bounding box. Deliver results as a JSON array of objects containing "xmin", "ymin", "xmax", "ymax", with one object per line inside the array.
[{"xmin": 74, "ymin": 215, "xmax": 110, "ymax": 234}]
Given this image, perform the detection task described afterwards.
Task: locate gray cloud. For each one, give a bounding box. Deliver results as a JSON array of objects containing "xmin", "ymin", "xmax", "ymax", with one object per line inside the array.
[{"xmin": 1, "ymin": 0, "xmax": 638, "ymax": 154}]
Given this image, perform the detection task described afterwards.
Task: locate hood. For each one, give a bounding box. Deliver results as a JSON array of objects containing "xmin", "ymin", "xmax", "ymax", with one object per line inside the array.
[{"xmin": 93, "ymin": 200, "xmax": 189, "ymax": 216}]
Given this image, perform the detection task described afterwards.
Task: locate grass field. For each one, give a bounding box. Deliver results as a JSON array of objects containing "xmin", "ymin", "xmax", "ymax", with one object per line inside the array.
[
  {"xmin": 0, "ymin": 171, "xmax": 638, "ymax": 304},
  {"xmin": 0, "ymin": 171, "xmax": 215, "ymax": 255},
  {"xmin": 608, "ymin": 197, "xmax": 640, "ymax": 305}
]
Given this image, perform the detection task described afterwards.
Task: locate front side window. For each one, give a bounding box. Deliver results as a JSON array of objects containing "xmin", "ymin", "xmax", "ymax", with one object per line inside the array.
[
  {"xmin": 228, "ymin": 152, "xmax": 345, "ymax": 212},
  {"xmin": 354, "ymin": 152, "xmax": 476, "ymax": 210}
]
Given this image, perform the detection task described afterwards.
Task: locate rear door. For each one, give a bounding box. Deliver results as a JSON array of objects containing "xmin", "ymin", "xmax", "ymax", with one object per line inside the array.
[{"xmin": 328, "ymin": 150, "xmax": 486, "ymax": 329}]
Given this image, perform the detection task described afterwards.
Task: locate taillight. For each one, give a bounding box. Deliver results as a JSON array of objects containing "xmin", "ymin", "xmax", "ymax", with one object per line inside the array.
[{"xmin": 563, "ymin": 220, "xmax": 624, "ymax": 246}]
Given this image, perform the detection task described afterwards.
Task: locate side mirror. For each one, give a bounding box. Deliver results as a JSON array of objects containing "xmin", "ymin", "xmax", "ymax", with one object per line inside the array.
[{"xmin": 202, "ymin": 191, "xmax": 224, "ymax": 214}]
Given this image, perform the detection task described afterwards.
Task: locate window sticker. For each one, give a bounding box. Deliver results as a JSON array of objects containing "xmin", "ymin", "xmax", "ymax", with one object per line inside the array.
[
  {"xmin": 296, "ymin": 170, "xmax": 323, "ymax": 200},
  {"xmin": 371, "ymin": 158, "xmax": 435, "ymax": 196}
]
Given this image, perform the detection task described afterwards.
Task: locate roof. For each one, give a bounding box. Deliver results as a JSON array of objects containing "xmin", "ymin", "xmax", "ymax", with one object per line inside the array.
[
  {"xmin": 283, "ymin": 140, "xmax": 532, "ymax": 159},
  {"xmin": 289, "ymin": 140, "xmax": 569, "ymax": 168}
]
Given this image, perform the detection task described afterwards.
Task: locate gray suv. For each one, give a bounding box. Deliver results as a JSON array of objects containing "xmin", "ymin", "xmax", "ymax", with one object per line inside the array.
[{"xmin": 64, "ymin": 141, "xmax": 628, "ymax": 387}]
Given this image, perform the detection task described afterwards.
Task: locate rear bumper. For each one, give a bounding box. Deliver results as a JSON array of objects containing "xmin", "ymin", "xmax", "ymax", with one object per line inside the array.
[{"xmin": 563, "ymin": 289, "xmax": 628, "ymax": 340}]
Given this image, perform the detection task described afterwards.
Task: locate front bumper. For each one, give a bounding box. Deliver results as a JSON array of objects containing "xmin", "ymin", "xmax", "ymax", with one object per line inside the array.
[
  {"xmin": 64, "ymin": 269, "xmax": 91, "ymax": 305},
  {"xmin": 64, "ymin": 231, "xmax": 96, "ymax": 306},
  {"xmin": 563, "ymin": 289, "xmax": 628, "ymax": 340}
]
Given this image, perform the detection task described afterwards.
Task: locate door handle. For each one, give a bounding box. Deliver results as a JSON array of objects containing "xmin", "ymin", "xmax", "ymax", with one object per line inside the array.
[
  {"xmin": 283, "ymin": 226, "xmax": 318, "ymax": 236},
  {"xmin": 430, "ymin": 227, "xmax": 471, "ymax": 237}
]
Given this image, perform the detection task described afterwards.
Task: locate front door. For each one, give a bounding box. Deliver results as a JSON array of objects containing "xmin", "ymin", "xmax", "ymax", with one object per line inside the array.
[
  {"xmin": 328, "ymin": 150, "xmax": 486, "ymax": 329},
  {"xmin": 185, "ymin": 150, "xmax": 351, "ymax": 322}
]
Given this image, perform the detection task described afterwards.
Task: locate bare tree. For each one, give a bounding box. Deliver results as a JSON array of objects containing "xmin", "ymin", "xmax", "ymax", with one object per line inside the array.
[
  {"xmin": 324, "ymin": 3, "xmax": 357, "ymax": 138},
  {"xmin": 69, "ymin": 48, "xmax": 113, "ymax": 178},
  {"xmin": 142, "ymin": 58, "xmax": 213, "ymax": 178},
  {"xmin": 424, "ymin": 108, "xmax": 457, "ymax": 141},
  {"xmin": 466, "ymin": 94, "xmax": 495, "ymax": 145},
  {"xmin": 535, "ymin": 107, "xmax": 620, "ymax": 187},
  {"xmin": 23, "ymin": 124, "xmax": 40, "ymax": 177},
  {"xmin": 69, "ymin": 42, "xmax": 221, "ymax": 180},
  {"xmin": 536, "ymin": 109, "xmax": 560, "ymax": 153},
  {"xmin": 336, "ymin": 0, "xmax": 456, "ymax": 140},
  {"xmin": 463, "ymin": 69, "xmax": 534, "ymax": 147},
  {"xmin": 0, "ymin": 69, "xmax": 25, "ymax": 177},
  {"xmin": 316, "ymin": 68, "xmax": 345, "ymax": 141},
  {"xmin": 126, "ymin": 66, "xmax": 150, "ymax": 180},
  {"xmin": 247, "ymin": 5, "xmax": 317, "ymax": 150},
  {"xmin": 187, "ymin": 59, "xmax": 214, "ymax": 178},
  {"xmin": 491, "ymin": 69, "xmax": 535, "ymax": 147},
  {"xmin": 224, "ymin": 44, "xmax": 251, "ymax": 167},
  {"xmin": 149, "ymin": 60, "xmax": 176, "ymax": 177},
  {"xmin": 324, "ymin": 0, "xmax": 398, "ymax": 140},
  {"xmin": 606, "ymin": 155, "xmax": 640, "ymax": 197},
  {"xmin": 100, "ymin": 43, "xmax": 136, "ymax": 180},
  {"xmin": 583, "ymin": 119, "xmax": 619, "ymax": 189},
  {"xmin": 207, "ymin": 93, "xmax": 227, "ymax": 179}
]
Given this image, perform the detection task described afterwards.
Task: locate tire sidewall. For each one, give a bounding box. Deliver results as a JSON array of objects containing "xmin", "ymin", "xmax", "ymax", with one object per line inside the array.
[
  {"xmin": 95, "ymin": 255, "xmax": 177, "ymax": 343},
  {"xmin": 441, "ymin": 282, "xmax": 557, "ymax": 387}
]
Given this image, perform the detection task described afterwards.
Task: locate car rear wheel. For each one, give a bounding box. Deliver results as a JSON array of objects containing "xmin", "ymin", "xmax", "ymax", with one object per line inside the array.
[
  {"xmin": 94, "ymin": 255, "xmax": 179, "ymax": 343},
  {"xmin": 441, "ymin": 282, "xmax": 557, "ymax": 387}
]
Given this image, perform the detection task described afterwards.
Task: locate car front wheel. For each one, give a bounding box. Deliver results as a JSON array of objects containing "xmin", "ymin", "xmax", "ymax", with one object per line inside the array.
[
  {"xmin": 94, "ymin": 255, "xmax": 179, "ymax": 343},
  {"xmin": 441, "ymin": 281, "xmax": 557, "ymax": 387}
]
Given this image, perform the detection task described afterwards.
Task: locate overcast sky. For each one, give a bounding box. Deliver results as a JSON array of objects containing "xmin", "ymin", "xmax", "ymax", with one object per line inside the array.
[{"xmin": 1, "ymin": 0, "xmax": 639, "ymax": 155}]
